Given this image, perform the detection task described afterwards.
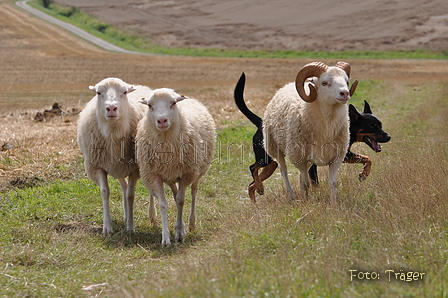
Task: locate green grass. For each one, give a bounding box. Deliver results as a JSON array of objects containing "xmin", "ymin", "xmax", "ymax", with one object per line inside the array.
[
  {"xmin": 27, "ymin": 0, "xmax": 448, "ymax": 59},
  {"xmin": 1, "ymin": 79, "xmax": 448, "ymax": 297}
]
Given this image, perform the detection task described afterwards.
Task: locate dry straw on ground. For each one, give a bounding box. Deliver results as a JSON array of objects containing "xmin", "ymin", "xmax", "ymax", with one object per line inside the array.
[{"xmin": 0, "ymin": 105, "xmax": 82, "ymax": 190}]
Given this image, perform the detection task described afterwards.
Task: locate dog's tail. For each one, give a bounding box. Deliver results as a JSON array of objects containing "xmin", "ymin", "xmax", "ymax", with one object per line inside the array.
[{"xmin": 234, "ymin": 72, "xmax": 262, "ymax": 128}]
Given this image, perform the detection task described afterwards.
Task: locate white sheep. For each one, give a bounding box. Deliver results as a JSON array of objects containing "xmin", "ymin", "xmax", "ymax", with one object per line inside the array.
[
  {"xmin": 262, "ymin": 62, "xmax": 358, "ymax": 201},
  {"xmin": 77, "ymin": 77, "xmax": 148, "ymax": 236},
  {"xmin": 136, "ymin": 88, "xmax": 216, "ymax": 246}
]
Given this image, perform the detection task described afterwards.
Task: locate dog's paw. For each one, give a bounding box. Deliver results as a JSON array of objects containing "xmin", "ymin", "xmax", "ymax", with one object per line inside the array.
[
  {"xmin": 248, "ymin": 185, "xmax": 257, "ymax": 203},
  {"xmin": 358, "ymin": 173, "xmax": 367, "ymax": 182}
]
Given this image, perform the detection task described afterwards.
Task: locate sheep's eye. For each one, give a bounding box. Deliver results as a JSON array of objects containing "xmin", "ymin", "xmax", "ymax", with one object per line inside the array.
[
  {"xmin": 124, "ymin": 91, "xmax": 127, "ymax": 95},
  {"xmin": 322, "ymin": 81, "xmax": 328, "ymax": 86},
  {"xmin": 170, "ymin": 102, "xmax": 176, "ymax": 108},
  {"xmin": 96, "ymin": 92, "xmax": 101, "ymax": 95},
  {"xmin": 148, "ymin": 104, "xmax": 153, "ymax": 110}
]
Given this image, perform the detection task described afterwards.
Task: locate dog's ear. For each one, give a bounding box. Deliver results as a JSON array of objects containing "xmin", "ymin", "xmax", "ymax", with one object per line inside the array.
[
  {"xmin": 349, "ymin": 104, "xmax": 362, "ymax": 124},
  {"xmin": 363, "ymin": 100, "xmax": 372, "ymax": 114}
]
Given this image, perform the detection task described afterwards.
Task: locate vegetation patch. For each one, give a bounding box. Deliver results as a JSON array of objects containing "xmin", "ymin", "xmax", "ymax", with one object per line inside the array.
[{"xmin": 9, "ymin": 176, "xmax": 44, "ymax": 189}]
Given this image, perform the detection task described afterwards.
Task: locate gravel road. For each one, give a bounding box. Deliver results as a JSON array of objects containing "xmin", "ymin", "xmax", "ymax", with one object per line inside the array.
[{"xmin": 15, "ymin": 0, "xmax": 143, "ymax": 54}]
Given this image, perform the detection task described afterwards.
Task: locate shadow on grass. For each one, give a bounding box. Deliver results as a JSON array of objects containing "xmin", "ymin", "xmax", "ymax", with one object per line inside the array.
[
  {"xmin": 111, "ymin": 226, "xmax": 202, "ymax": 255},
  {"xmin": 54, "ymin": 219, "xmax": 203, "ymax": 255}
]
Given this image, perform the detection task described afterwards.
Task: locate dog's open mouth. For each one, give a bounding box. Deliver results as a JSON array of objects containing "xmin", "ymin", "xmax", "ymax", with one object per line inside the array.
[{"xmin": 363, "ymin": 136, "xmax": 382, "ymax": 153}]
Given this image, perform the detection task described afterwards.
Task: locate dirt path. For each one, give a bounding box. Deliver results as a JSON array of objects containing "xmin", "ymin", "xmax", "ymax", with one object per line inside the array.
[{"xmin": 16, "ymin": 0, "xmax": 144, "ymax": 54}]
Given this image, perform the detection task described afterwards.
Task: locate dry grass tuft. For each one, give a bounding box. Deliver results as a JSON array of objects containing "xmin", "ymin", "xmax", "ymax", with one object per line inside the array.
[{"xmin": 0, "ymin": 104, "xmax": 83, "ymax": 191}]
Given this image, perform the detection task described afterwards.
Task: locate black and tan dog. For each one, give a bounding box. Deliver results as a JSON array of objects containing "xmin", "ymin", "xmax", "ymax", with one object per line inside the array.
[{"xmin": 234, "ymin": 73, "xmax": 391, "ymax": 202}]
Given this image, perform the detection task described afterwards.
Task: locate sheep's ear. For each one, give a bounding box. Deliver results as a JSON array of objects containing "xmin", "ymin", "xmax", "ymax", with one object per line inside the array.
[
  {"xmin": 138, "ymin": 98, "xmax": 149, "ymax": 105},
  {"xmin": 176, "ymin": 95, "xmax": 188, "ymax": 103},
  {"xmin": 177, "ymin": 95, "xmax": 188, "ymax": 102},
  {"xmin": 126, "ymin": 86, "xmax": 136, "ymax": 94},
  {"xmin": 89, "ymin": 85, "xmax": 97, "ymax": 92}
]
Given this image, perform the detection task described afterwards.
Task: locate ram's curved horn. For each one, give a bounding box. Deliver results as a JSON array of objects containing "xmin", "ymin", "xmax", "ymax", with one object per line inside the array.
[
  {"xmin": 335, "ymin": 61, "xmax": 352, "ymax": 77},
  {"xmin": 295, "ymin": 62, "xmax": 329, "ymax": 103},
  {"xmin": 349, "ymin": 80, "xmax": 359, "ymax": 97}
]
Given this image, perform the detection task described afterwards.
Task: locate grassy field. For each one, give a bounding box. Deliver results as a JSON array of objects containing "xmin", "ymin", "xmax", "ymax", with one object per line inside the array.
[
  {"xmin": 2, "ymin": 1, "xmax": 448, "ymax": 297},
  {"xmin": 1, "ymin": 77, "xmax": 447, "ymax": 297},
  {"xmin": 28, "ymin": 0, "xmax": 448, "ymax": 60}
]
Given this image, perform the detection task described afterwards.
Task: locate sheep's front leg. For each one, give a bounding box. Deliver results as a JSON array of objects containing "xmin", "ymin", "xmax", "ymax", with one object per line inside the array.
[
  {"xmin": 175, "ymin": 180, "xmax": 188, "ymax": 243},
  {"xmin": 96, "ymin": 169, "xmax": 113, "ymax": 236},
  {"xmin": 148, "ymin": 176, "xmax": 171, "ymax": 246},
  {"xmin": 148, "ymin": 182, "xmax": 177, "ymax": 225},
  {"xmin": 328, "ymin": 161, "xmax": 343, "ymax": 203},
  {"xmin": 124, "ymin": 172, "xmax": 139, "ymax": 232},
  {"xmin": 118, "ymin": 178, "xmax": 128, "ymax": 223}
]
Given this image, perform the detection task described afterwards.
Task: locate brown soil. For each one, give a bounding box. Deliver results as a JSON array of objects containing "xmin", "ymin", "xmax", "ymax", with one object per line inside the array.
[{"xmin": 1, "ymin": 0, "xmax": 448, "ymax": 190}]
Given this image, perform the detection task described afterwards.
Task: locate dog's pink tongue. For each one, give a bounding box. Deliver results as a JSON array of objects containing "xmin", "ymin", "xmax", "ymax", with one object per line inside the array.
[{"xmin": 373, "ymin": 139, "xmax": 382, "ymax": 152}]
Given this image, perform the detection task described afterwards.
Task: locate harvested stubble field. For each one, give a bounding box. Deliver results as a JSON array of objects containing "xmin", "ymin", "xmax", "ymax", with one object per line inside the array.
[{"xmin": 1, "ymin": 1, "xmax": 448, "ymax": 297}]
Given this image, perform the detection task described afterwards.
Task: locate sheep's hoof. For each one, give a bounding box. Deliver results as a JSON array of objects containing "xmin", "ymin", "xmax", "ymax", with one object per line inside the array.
[
  {"xmin": 189, "ymin": 220, "xmax": 196, "ymax": 232},
  {"xmin": 101, "ymin": 228, "xmax": 113, "ymax": 237},
  {"xmin": 161, "ymin": 238, "xmax": 171, "ymax": 247},
  {"xmin": 288, "ymin": 192, "xmax": 297, "ymax": 201},
  {"xmin": 175, "ymin": 226, "xmax": 186, "ymax": 243},
  {"xmin": 160, "ymin": 229, "xmax": 172, "ymax": 246},
  {"xmin": 125, "ymin": 222, "xmax": 135, "ymax": 232}
]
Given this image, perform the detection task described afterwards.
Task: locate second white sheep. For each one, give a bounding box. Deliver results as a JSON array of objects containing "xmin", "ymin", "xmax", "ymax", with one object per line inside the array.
[{"xmin": 136, "ymin": 88, "xmax": 216, "ymax": 246}]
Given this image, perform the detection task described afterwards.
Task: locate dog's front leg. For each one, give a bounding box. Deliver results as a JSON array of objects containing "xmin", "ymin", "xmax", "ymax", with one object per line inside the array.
[
  {"xmin": 249, "ymin": 163, "xmax": 263, "ymax": 202},
  {"xmin": 344, "ymin": 152, "xmax": 372, "ymax": 182},
  {"xmin": 248, "ymin": 161, "xmax": 278, "ymax": 202}
]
